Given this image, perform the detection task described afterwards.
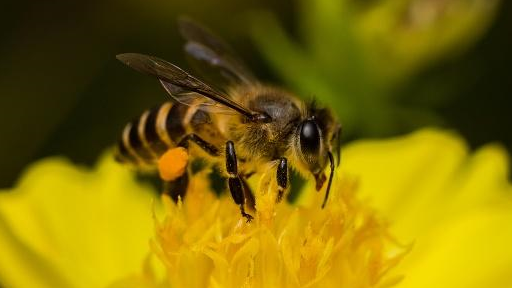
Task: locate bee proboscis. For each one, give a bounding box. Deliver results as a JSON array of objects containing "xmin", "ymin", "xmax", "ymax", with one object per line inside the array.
[{"xmin": 115, "ymin": 18, "xmax": 342, "ymax": 222}]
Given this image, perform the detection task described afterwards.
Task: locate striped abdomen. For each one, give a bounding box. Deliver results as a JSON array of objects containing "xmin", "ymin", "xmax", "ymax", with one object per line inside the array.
[{"xmin": 115, "ymin": 101, "xmax": 218, "ymax": 168}]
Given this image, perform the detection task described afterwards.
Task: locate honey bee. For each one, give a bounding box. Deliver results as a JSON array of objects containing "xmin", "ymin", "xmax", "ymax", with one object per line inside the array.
[{"xmin": 115, "ymin": 18, "xmax": 342, "ymax": 222}]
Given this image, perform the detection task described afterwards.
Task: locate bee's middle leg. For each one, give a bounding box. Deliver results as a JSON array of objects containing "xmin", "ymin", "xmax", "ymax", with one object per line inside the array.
[
  {"xmin": 241, "ymin": 177, "xmax": 256, "ymax": 211},
  {"xmin": 225, "ymin": 141, "xmax": 253, "ymax": 222},
  {"xmin": 276, "ymin": 157, "xmax": 289, "ymax": 203}
]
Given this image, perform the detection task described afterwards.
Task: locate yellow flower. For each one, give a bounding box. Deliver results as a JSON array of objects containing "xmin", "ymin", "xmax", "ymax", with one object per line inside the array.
[
  {"xmin": 0, "ymin": 156, "xmax": 156, "ymax": 288},
  {"xmin": 151, "ymin": 170, "xmax": 407, "ymax": 288},
  {"xmin": 1, "ymin": 129, "xmax": 511, "ymax": 288}
]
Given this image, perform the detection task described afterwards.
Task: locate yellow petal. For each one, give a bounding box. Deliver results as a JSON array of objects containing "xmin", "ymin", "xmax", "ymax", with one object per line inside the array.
[
  {"xmin": 399, "ymin": 207, "xmax": 512, "ymax": 288},
  {"xmin": 342, "ymin": 128, "xmax": 467, "ymax": 233},
  {"xmin": 0, "ymin": 154, "xmax": 156, "ymax": 288},
  {"xmin": 342, "ymin": 128, "xmax": 512, "ymax": 287}
]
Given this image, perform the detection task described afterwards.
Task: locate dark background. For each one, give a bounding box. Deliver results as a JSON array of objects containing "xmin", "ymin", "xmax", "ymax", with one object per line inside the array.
[{"xmin": 1, "ymin": 0, "xmax": 511, "ymax": 188}]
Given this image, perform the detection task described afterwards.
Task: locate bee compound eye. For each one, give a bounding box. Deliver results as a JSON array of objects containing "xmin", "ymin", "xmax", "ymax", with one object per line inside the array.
[{"xmin": 300, "ymin": 120, "xmax": 320, "ymax": 153}]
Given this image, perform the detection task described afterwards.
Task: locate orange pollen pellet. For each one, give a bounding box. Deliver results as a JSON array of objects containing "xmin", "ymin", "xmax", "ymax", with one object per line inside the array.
[{"xmin": 158, "ymin": 147, "xmax": 189, "ymax": 181}]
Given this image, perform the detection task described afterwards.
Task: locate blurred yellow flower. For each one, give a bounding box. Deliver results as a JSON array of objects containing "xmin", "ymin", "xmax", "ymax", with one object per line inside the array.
[
  {"xmin": 1, "ymin": 129, "xmax": 511, "ymax": 288},
  {"xmin": 0, "ymin": 156, "xmax": 156, "ymax": 288}
]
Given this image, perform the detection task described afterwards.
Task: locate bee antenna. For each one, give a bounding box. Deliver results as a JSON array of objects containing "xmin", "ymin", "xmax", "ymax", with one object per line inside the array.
[
  {"xmin": 321, "ymin": 151, "xmax": 335, "ymax": 209},
  {"xmin": 303, "ymin": 98, "xmax": 318, "ymax": 118},
  {"xmin": 309, "ymin": 98, "xmax": 317, "ymax": 110}
]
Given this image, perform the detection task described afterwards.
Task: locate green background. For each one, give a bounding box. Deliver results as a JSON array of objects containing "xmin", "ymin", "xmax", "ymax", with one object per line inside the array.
[{"xmin": 1, "ymin": 0, "xmax": 511, "ymax": 188}]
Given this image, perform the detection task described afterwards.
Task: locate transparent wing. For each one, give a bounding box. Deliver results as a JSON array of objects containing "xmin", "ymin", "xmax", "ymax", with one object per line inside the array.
[
  {"xmin": 117, "ymin": 53, "xmax": 258, "ymax": 118},
  {"xmin": 159, "ymin": 80, "xmax": 236, "ymax": 115},
  {"xmin": 178, "ymin": 17, "xmax": 257, "ymax": 85}
]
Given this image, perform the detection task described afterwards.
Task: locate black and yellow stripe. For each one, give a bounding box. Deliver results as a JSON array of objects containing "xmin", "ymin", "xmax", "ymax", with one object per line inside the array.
[{"xmin": 115, "ymin": 101, "xmax": 192, "ymax": 167}]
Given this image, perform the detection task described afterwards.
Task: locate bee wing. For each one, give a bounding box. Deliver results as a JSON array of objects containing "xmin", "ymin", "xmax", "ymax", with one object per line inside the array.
[
  {"xmin": 159, "ymin": 80, "xmax": 237, "ymax": 115},
  {"xmin": 117, "ymin": 53, "xmax": 257, "ymax": 118},
  {"xmin": 178, "ymin": 17, "xmax": 257, "ymax": 86}
]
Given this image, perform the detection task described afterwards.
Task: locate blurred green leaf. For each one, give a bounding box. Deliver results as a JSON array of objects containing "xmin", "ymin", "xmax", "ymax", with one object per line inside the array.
[{"xmin": 250, "ymin": 0, "xmax": 500, "ymax": 137}]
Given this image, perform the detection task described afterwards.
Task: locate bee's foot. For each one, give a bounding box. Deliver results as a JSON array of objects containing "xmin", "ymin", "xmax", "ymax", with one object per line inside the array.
[
  {"xmin": 242, "ymin": 212, "xmax": 254, "ymax": 223},
  {"xmin": 276, "ymin": 188, "xmax": 284, "ymax": 203}
]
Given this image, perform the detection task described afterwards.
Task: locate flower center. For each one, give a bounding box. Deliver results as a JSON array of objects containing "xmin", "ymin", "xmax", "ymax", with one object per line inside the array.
[{"xmin": 151, "ymin": 171, "xmax": 408, "ymax": 288}]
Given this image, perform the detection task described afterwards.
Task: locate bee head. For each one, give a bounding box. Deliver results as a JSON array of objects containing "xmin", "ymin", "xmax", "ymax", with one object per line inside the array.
[
  {"xmin": 296, "ymin": 104, "xmax": 341, "ymax": 207},
  {"xmin": 297, "ymin": 118, "xmax": 325, "ymax": 174}
]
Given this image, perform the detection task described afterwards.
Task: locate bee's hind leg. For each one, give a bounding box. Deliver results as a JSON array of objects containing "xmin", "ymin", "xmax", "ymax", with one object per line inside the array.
[
  {"xmin": 163, "ymin": 172, "xmax": 189, "ymax": 202},
  {"xmin": 225, "ymin": 141, "xmax": 253, "ymax": 223},
  {"xmin": 178, "ymin": 134, "xmax": 219, "ymax": 156},
  {"xmin": 159, "ymin": 134, "xmax": 219, "ymax": 203}
]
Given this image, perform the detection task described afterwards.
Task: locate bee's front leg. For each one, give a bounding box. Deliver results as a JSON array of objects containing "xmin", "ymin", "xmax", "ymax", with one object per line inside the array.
[
  {"xmin": 276, "ymin": 157, "xmax": 289, "ymax": 203},
  {"xmin": 225, "ymin": 141, "xmax": 253, "ymax": 223}
]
